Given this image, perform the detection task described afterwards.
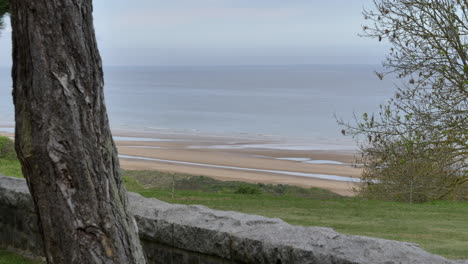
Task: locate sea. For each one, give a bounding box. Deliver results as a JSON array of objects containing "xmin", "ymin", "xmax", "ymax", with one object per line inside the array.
[{"xmin": 0, "ymin": 65, "xmax": 396, "ymax": 148}]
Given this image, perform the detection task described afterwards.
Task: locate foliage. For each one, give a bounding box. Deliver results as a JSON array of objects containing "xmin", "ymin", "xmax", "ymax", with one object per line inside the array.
[
  {"xmin": 0, "ymin": 0, "xmax": 7, "ymax": 14},
  {"xmin": 0, "ymin": 136, "xmax": 15, "ymax": 160},
  {"xmin": 234, "ymin": 184, "xmax": 262, "ymax": 195},
  {"xmin": 0, "ymin": 0, "xmax": 8, "ymax": 34},
  {"xmin": 121, "ymin": 170, "xmax": 342, "ymax": 199},
  {"xmin": 339, "ymin": 0, "xmax": 467, "ymax": 201},
  {"xmin": 357, "ymin": 137, "xmax": 467, "ymax": 202}
]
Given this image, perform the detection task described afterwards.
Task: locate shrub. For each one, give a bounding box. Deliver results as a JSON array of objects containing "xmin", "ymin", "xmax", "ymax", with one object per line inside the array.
[
  {"xmin": 234, "ymin": 184, "xmax": 261, "ymax": 195},
  {"xmin": 357, "ymin": 138, "xmax": 466, "ymax": 202},
  {"xmin": 271, "ymin": 184, "xmax": 287, "ymax": 195},
  {"xmin": 0, "ymin": 136, "xmax": 16, "ymax": 159}
]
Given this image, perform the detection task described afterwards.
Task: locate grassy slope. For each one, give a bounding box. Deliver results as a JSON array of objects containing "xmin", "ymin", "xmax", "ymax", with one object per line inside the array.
[
  {"xmin": 123, "ymin": 172, "xmax": 468, "ymax": 259},
  {"xmin": 0, "ymin": 154, "xmax": 467, "ymax": 260},
  {"xmin": 0, "ymin": 137, "xmax": 22, "ymax": 178},
  {"xmin": 0, "ymin": 158, "xmax": 22, "ymax": 178}
]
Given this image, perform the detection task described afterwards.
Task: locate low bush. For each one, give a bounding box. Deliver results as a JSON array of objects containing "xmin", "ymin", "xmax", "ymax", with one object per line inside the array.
[
  {"xmin": 0, "ymin": 136, "xmax": 15, "ymax": 160},
  {"xmin": 234, "ymin": 184, "xmax": 261, "ymax": 195},
  {"xmin": 357, "ymin": 138, "xmax": 467, "ymax": 203}
]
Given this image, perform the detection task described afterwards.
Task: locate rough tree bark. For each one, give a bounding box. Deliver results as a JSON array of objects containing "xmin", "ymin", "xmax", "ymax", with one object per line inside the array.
[{"xmin": 10, "ymin": 1, "xmax": 146, "ymax": 263}]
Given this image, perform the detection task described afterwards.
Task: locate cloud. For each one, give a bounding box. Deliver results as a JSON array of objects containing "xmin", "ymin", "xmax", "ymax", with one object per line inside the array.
[
  {"xmin": 109, "ymin": 7, "xmax": 304, "ymax": 28},
  {"xmin": 89, "ymin": 0, "xmax": 381, "ymax": 65}
]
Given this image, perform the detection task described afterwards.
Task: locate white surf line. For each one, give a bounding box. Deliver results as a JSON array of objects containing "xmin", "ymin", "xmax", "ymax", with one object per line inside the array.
[
  {"xmin": 119, "ymin": 146, "xmax": 165, "ymax": 149},
  {"xmin": 119, "ymin": 154, "xmax": 360, "ymax": 182},
  {"xmin": 276, "ymin": 157, "xmax": 311, "ymax": 162},
  {"xmin": 114, "ymin": 136, "xmax": 177, "ymax": 142},
  {"xmin": 302, "ymin": 160, "xmax": 345, "ymax": 165},
  {"xmin": 189, "ymin": 143, "xmax": 356, "ymax": 151},
  {"xmin": 250, "ymin": 155, "xmax": 273, "ymax": 159},
  {"xmin": 274, "ymin": 157, "xmax": 347, "ymax": 165},
  {"xmin": 257, "ymin": 156, "xmax": 351, "ymax": 166}
]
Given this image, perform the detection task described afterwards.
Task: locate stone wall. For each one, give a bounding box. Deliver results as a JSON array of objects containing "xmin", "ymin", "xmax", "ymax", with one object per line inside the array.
[{"xmin": 0, "ymin": 175, "xmax": 466, "ymax": 264}]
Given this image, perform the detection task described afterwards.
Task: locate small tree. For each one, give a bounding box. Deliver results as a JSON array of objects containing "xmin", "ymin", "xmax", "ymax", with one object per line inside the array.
[{"xmin": 340, "ymin": 0, "xmax": 467, "ymax": 201}]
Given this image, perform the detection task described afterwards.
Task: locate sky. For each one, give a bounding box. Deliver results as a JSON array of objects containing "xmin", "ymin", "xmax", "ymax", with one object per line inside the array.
[{"xmin": 0, "ymin": 0, "xmax": 388, "ymax": 66}]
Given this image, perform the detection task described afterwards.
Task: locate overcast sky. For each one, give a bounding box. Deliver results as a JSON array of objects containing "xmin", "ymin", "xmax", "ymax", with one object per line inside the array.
[{"xmin": 0, "ymin": 0, "xmax": 388, "ymax": 66}]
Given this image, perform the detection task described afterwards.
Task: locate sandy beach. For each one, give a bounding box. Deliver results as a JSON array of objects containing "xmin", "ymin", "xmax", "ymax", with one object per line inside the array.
[
  {"xmin": 113, "ymin": 129, "xmax": 361, "ymax": 196},
  {"xmin": 0, "ymin": 127, "xmax": 362, "ymax": 196}
]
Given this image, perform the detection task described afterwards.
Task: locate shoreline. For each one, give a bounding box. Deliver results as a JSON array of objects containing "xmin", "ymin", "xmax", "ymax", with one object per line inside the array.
[{"xmin": 0, "ymin": 126, "xmax": 361, "ymax": 196}]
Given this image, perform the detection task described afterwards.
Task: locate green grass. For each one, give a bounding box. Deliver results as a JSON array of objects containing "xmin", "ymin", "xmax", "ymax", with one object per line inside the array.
[
  {"xmin": 0, "ymin": 136, "xmax": 22, "ymax": 178},
  {"xmin": 123, "ymin": 170, "xmax": 468, "ymax": 260},
  {"xmin": 0, "ymin": 250, "xmax": 43, "ymax": 264},
  {"xmin": 122, "ymin": 170, "xmax": 341, "ymax": 200},
  {"xmin": 0, "ymin": 158, "xmax": 22, "ymax": 178},
  {"xmin": 0, "ymin": 151, "xmax": 467, "ymax": 260}
]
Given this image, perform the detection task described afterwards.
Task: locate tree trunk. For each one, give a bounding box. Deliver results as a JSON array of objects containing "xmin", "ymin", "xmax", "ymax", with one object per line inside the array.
[{"xmin": 10, "ymin": 1, "xmax": 146, "ymax": 263}]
